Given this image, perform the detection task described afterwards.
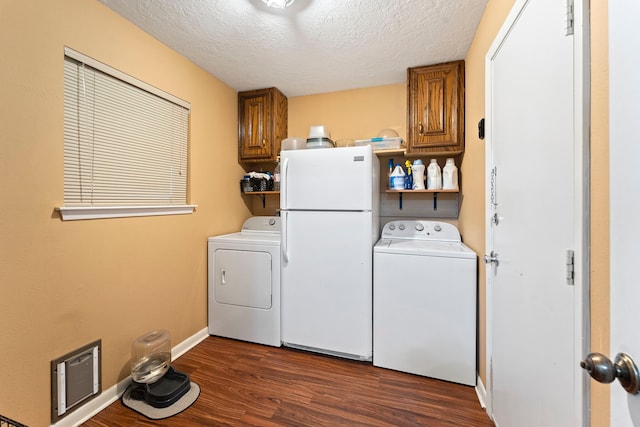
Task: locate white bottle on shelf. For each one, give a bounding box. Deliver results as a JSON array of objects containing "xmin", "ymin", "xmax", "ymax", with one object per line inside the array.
[
  {"xmin": 390, "ymin": 164, "xmax": 406, "ymax": 190},
  {"xmin": 412, "ymin": 160, "xmax": 426, "ymax": 189},
  {"xmin": 442, "ymin": 158, "xmax": 458, "ymax": 190},
  {"xmin": 427, "ymin": 159, "xmax": 442, "ymax": 190}
]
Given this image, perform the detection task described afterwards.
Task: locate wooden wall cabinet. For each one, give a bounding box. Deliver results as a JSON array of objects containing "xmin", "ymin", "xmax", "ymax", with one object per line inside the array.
[
  {"xmin": 406, "ymin": 60, "xmax": 465, "ymax": 155},
  {"xmin": 238, "ymin": 87, "xmax": 288, "ymax": 163}
]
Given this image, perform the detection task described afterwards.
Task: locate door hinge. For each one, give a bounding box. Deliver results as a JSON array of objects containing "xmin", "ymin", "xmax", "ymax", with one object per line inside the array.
[
  {"xmin": 566, "ymin": 249, "xmax": 575, "ymax": 285},
  {"xmin": 566, "ymin": 0, "xmax": 574, "ymax": 36}
]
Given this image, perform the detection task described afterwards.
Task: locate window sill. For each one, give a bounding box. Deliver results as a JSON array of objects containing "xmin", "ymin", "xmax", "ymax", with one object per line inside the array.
[{"xmin": 56, "ymin": 205, "xmax": 197, "ymax": 221}]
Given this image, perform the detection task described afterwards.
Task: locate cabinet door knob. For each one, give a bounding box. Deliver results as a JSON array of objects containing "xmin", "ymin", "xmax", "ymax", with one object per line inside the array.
[
  {"xmin": 262, "ymin": 138, "xmax": 267, "ymax": 146},
  {"xmin": 418, "ymin": 122, "xmax": 424, "ymax": 135}
]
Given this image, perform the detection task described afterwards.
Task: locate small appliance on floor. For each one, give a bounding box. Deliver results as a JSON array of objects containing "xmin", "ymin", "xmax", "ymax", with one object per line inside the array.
[{"xmin": 128, "ymin": 330, "xmax": 190, "ymax": 408}]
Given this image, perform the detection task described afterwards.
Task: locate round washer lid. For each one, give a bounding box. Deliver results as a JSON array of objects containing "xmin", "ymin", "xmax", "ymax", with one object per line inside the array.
[{"xmin": 374, "ymin": 239, "xmax": 476, "ymax": 259}]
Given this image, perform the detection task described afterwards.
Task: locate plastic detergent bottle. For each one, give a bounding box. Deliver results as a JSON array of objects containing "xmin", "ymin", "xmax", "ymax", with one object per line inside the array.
[
  {"xmin": 427, "ymin": 159, "xmax": 442, "ymax": 190},
  {"xmin": 412, "ymin": 159, "xmax": 426, "ymax": 189},
  {"xmin": 388, "ymin": 159, "xmax": 394, "ymax": 189},
  {"xmin": 442, "ymin": 158, "xmax": 458, "ymax": 190},
  {"xmin": 404, "ymin": 160, "xmax": 413, "ymax": 189},
  {"xmin": 390, "ymin": 164, "xmax": 406, "ymax": 190}
]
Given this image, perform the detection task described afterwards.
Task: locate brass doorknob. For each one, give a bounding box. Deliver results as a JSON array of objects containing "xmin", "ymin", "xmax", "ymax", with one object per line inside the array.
[{"xmin": 580, "ymin": 352, "xmax": 640, "ymax": 394}]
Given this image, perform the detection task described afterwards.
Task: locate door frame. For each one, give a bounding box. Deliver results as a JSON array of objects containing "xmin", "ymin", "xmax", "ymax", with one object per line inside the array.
[{"xmin": 483, "ymin": 0, "xmax": 590, "ymax": 424}]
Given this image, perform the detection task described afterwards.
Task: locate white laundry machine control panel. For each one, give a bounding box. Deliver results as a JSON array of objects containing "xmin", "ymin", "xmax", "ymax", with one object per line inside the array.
[
  {"xmin": 241, "ymin": 215, "xmax": 280, "ymax": 232},
  {"xmin": 380, "ymin": 220, "xmax": 461, "ymax": 242}
]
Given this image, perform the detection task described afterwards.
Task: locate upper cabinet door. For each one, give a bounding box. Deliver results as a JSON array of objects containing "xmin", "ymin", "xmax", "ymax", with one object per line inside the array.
[
  {"xmin": 407, "ymin": 61, "xmax": 465, "ymax": 155},
  {"xmin": 238, "ymin": 87, "xmax": 288, "ymax": 163}
]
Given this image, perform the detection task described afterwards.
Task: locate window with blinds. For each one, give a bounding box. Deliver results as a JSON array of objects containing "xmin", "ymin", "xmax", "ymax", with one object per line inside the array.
[{"xmin": 59, "ymin": 47, "xmax": 195, "ymax": 220}]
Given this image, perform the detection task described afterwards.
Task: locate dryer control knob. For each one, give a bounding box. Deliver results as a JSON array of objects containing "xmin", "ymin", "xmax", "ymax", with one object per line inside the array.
[
  {"xmin": 389, "ymin": 224, "xmax": 396, "ymax": 230},
  {"xmin": 269, "ymin": 218, "xmax": 276, "ymax": 226},
  {"xmin": 398, "ymin": 224, "xmax": 405, "ymax": 230},
  {"xmin": 434, "ymin": 224, "xmax": 442, "ymax": 232},
  {"xmin": 415, "ymin": 223, "xmax": 424, "ymax": 231}
]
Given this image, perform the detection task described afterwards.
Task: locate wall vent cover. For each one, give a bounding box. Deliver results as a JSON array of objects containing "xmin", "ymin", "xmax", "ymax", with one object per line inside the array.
[{"xmin": 50, "ymin": 339, "xmax": 101, "ymax": 423}]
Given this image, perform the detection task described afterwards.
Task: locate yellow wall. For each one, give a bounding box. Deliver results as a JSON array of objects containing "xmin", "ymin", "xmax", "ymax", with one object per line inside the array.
[
  {"xmin": 288, "ymin": 83, "xmax": 407, "ymax": 144},
  {"xmin": 0, "ymin": 0, "xmax": 611, "ymax": 425},
  {"xmin": 251, "ymin": 85, "xmax": 407, "ymax": 216},
  {"xmin": 590, "ymin": 0, "xmax": 610, "ymax": 424},
  {"xmin": 0, "ymin": 0, "xmax": 250, "ymax": 425},
  {"xmin": 459, "ymin": 0, "xmax": 515, "ymax": 391}
]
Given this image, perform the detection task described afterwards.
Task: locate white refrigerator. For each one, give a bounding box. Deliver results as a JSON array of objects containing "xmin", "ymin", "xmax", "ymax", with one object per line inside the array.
[{"xmin": 280, "ymin": 145, "xmax": 379, "ymax": 361}]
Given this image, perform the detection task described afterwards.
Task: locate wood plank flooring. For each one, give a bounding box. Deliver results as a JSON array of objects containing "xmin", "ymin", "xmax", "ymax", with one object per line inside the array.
[{"xmin": 83, "ymin": 337, "xmax": 494, "ymax": 426}]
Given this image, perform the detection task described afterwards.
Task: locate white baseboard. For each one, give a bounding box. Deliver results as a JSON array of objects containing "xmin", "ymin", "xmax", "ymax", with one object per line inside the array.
[
  {"xmin": 52, "ymin": 327, "xmax": 209, "ymax": 427},
  {"xmin": 172, "ymin": 327, "xmax": 209, "ymax": 360},
  {"xmin": 475, "ymin": 376, "xmax": 494, "ymax": 422},
  {"xmin": 475, "ymin": 375, "xmax": 487, "ymax": 409}
]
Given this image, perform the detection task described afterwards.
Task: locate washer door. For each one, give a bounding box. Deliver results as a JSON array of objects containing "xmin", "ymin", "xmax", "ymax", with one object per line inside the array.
[{"xmin": 214, "ymin": 249, "xmax": 272, "ymax": 309}]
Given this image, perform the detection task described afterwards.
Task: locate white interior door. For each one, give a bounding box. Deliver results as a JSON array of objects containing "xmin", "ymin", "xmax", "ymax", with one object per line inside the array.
[
  {"xmin": 609, "ymin": 1, "xmax": 640, "ymax": 424},
  {"xmin": 485, "ymin": 0, "xmax": 587, "ymax": 425}
]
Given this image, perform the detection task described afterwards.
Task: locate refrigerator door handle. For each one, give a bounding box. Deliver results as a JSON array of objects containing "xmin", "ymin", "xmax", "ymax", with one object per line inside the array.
[
  {"xmin": 281, "ymin": 157, "xmax": 289, "ymax": 209},
  {"xmin": 282, "ymin": 211, "xmax": 289, "ymax": 263}
]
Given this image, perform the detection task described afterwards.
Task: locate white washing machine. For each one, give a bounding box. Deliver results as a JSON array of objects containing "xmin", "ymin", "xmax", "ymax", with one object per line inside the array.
[
  {"xmin": 207, "ymin": 216, "xmax": 281, "ymax": 347},
  {"xmin": 373, "ymin": 220, "xmax": 477, "ymax": 386}
]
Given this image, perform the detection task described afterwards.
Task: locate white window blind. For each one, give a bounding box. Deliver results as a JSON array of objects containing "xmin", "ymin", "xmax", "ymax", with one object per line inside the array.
[{"xmin": 61, "ymin": 48, "xmax": 194, "ymax": 220}]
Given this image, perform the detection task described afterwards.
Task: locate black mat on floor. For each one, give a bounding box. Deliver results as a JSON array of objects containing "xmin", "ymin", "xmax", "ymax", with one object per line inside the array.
[{"xmin": 121, "ymin": 382, "xmax": 200, "ymax": 420}]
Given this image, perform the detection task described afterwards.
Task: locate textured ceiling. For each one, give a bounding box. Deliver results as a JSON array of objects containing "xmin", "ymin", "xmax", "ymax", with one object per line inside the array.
[{"xmin": 97, "ymin": 0, "xmax": 488, "ymax": 97}]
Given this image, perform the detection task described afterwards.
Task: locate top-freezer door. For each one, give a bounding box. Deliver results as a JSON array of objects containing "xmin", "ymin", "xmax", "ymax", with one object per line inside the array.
[{"xmin": 281, "ymin": 146, "xmax": 378, "ymax": 211}]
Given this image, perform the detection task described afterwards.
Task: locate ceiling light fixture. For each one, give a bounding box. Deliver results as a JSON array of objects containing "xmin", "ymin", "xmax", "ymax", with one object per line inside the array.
[{"xmin": 261, "ymin": 0, "xmax": 295, "ymax": 9}]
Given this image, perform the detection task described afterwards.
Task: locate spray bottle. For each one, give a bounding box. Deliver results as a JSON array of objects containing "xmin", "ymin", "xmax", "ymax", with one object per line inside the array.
[{"xmin": 404, "ymin": 160, "xmax": 413, "ymax": 189}]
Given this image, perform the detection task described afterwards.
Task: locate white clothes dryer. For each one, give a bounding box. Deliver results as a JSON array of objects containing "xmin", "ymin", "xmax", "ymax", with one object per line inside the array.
[
  {"xmin": 208, "ymin": 216, "xmax": 281, "ymax": 347},
  {"xmin": 373, "ymin": 220, "xmax": 477, "ymax": 386}
]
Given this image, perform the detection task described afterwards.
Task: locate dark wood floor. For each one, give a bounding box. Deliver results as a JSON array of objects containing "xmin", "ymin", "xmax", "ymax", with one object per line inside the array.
[{"xmin": 83, "ymin": 336, "xmax": 494, "ymax": 426}]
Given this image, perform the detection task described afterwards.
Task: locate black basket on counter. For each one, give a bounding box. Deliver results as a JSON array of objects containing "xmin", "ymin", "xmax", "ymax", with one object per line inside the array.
[{"xmin": 240, "ymin": 176, "xmax": 274, "ymax": 193}]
